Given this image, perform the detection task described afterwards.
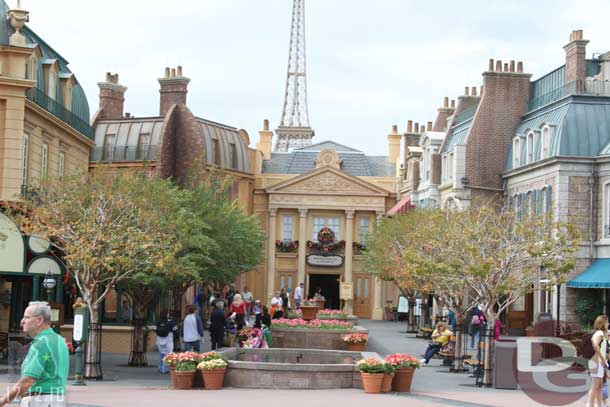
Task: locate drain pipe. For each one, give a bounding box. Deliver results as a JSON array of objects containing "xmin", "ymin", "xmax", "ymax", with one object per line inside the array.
[{"xmin": 588, "ymin": 168, "xmax": 596, "ymax": 262}]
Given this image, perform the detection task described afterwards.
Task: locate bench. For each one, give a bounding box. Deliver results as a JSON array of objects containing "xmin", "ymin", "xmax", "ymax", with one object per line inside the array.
[{"xmin": 416, "ymin": 327, "xmax": 434, "ymax": 339}]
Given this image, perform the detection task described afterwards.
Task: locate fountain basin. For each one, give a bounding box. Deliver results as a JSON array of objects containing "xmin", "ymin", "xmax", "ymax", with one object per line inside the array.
[{"xmin": 270, "ymin": 326, "xmax": 368, "ymax": 350}]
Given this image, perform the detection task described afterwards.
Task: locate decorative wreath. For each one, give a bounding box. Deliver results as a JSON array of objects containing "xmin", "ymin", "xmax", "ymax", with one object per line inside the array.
[{"xmin": 317, "ymin": 227, "xmax": 335, "ymax": 244}]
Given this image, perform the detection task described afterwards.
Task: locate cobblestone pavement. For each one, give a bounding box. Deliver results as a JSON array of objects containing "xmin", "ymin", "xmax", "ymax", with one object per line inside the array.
[{"xmin": 0, "ymin": 319, "xmax": 589, "ymax": 406}]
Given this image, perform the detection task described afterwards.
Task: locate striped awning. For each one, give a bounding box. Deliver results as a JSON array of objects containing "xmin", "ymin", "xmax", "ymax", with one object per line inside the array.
[{"xmin": 387, "ymin": 196, "xmax": 412, "ymax": 216}]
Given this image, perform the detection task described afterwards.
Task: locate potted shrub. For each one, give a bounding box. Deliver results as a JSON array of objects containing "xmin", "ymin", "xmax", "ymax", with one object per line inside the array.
[
  {"xmin": 197, "ymin": 354, "xmax": 228, "ymax": 390},
  {"xmin": 356, "ymin": 358, "xmax": 386, "ymax": 393},
  {"xmin": 300, "ymin": 299, "xmax": 319, "ymax": 320},
  {"xmin": 162, "ymin": 352, "xmax": 180, "ymax": 387},
  {"xmin": 342, "ymin": 333, "xmax": 368, "ymax": 351},
  {"xmin": 173, "ymin": 352, "xmax": 200, "ymax": 390},
  {"xmin": 385, "ymin": 353, "xmax": 420, "ymax": 392},
  {"xmin": 382, "ymin": 362, "xmax": 396, "ymax": 393}
]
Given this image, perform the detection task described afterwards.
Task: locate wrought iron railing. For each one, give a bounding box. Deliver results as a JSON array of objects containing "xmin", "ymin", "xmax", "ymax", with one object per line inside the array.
[
  {"xmin": 528, "ymin": 79, "xmax": 610, "ymax": 111},
  {"xmin": 25, "ymin": 87, "xmax": 93, "ymax": 139},
  {"xmin": 90, "ymin": 145, "xmax": 157, "ymax": 163}
]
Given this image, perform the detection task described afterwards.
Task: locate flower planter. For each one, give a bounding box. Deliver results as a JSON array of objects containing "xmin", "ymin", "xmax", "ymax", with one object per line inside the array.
[
  {"xmin": 392, "ymin": 367, "xmax": 415, "ymax": 392},
  {"xmin": 381, "ymin": 374, "xmax": 393, "ymax": 393},
  {"xmin": 173, "ymin": 370, "xmax": 196, "ymax": 390},
  {"xmin": 360, "ymin": 372, "xmax": 384, "ymax": 393},
  {"xmin": 316, "ymin": 299, "xmax": 326, "ymax": 310},
  {"xmin": 346, "ymin": 342, "xmax": 367, "ymax": 352},
  {"xmin": 300, "ymin": 306, "xmax": 319, "ymax": 321},
  {"xmin": 525, "ymin": 327, "xmax": 536, "ymax": 337},
  {"xmin": 202, "ymin": 368, "xmax": 226, "ymax": 390},
  {"xmin": 169, "ymin": 366, "xmax": 177, "ymax": 388}
]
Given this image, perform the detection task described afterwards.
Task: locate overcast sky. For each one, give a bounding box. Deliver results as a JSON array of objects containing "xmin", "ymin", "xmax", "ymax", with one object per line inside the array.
[{"xmin": 22, "ymin": 0, "xmax": 610, "ymax": 155}]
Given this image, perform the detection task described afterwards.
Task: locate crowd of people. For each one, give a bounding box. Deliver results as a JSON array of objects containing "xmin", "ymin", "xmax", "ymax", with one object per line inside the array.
[{"xmin": 153, "ymin": 282, "xmax": 319, "ymax": 373}]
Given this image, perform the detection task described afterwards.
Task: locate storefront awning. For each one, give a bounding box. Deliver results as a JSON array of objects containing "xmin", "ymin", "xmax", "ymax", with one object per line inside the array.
[
  {"xmin": 387, "ymin": 196, "xmax": 412, "ymax": 216},
  {"xmin": 567, "ymin": 259, "xmax": 610, "ymax": 288}
]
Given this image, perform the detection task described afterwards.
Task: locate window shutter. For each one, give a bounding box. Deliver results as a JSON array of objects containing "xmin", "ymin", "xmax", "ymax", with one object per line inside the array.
[{"xmin": 545, "ymin": 186, "xmax": 552, "ymax": 213}]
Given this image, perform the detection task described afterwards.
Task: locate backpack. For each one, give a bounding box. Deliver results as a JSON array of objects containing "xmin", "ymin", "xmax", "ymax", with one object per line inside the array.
[
  {"xmin": 156, "ymin": 320, "xmax": 171, "ymax": 337},
  {"xmin": 580, "ymin": 332, "xmax": 596, "ymax": 359},
  {"xmin": 471, "ymin": 315, "xmax": 480, "ymax": 325}
]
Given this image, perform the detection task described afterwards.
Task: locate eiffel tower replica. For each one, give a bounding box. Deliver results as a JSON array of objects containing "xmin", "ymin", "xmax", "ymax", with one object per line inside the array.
[{"xmin": 274, "ymin": 0, "xmax": 315, "ymax": 152}]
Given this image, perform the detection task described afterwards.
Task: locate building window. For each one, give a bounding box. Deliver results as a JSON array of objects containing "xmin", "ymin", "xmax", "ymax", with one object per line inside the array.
[
  {"xmin": 230, "ymin": 143, "xmax": 238, "ymax": 169},
  {"xmin": 59, "ymin": 152, "xmax": 64, "ymax": 178},
  {"xmin": 513, "ymin": 137, "xmax": 520, "ymax": 167},
  {"xmin": 312, "ymin": 217, "xmax": 340, "ymax": 241},
  {"xmin": 448, "ymin": 152, "xmax": 454, "ymax": 181},
  {"xmin": 425, "ymin": 148, "xmax": 430, "ymax": 181},
  {"xmin": 605, "ymin": 184, "xmax": 610, "ymax": 238},
  {"xmin": 282, "ymin": 216, "xmax": 293, "ymax": 243},
  {"xmin": 103, "ymin": 134, "xmax": 116, "ymax": 161},
  {"xmin": 359, "ymin": 217, "xmax": 369, "ymax": 244},
  {"xmin": 64, "ymin": 82, "xmax": 73, "ymax": 110},
  {"xmin": 213, "ymin": 139, "xmax": 221, "ymax": 165},
  {"xmin": 137, "ymin": 133, "xmax": 151, "ymax": 160},
  {"xmin": 327, "ymin": 217, "xmax": 340, "ymax": 240},
  {"xmin": 48, "ymin": 71, "xmax": 57, "ymax": 100},
  {"xmin": 441, "ymin": 155, "xmax": 447, "ymax": 183},
  {"xmin": 21, "ymin": 134, "xmax": 28, "ymax": 187},
  {"xmin": 526, "ymin": 132, "xmax": 534, "ymax": 164},
  {"xmin": 541, "ymin": 126, "xmax": 551, "ymax": 159},
  {"xmin": 41, "ymin": 143, "xmax": 48, "ymax": 177}
]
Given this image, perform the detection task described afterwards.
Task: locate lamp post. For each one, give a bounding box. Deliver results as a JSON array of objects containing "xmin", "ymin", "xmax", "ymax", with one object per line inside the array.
[{"xmin": 42, "ymin": 271, "xmax": 56, "ymax": 303}]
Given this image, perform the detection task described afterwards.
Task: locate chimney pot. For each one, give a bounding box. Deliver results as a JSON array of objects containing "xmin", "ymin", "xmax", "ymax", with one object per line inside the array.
[
  {"xmin": 427, "ymin": 121, "xmax": 432, "ymax": 131},
  {"xmin": 480, "ymin": 85, "xmax": 484, "ymax": 95},
  {"xmin": 443, "ymin": 96, "xmax": 449, "ymax": 108},
  {"xmin": 503, "ymin": 63, "xmax": 509, "ymax": 72},
  {"xmin": 171, "ymin": 68, "xmax": 176, "ymax": 77},
  {"xmin": 392, "ymin": 124, "xmax": 398, "ymax": 134},
  {"xmin": 263, "ymin": 119, "xmax": 269, "ymax": 131},
  {"xmin": 471, "ymin": 86, "xmax": 477, "ymax": 96},
  {"xmin": 464, "ymin": 86, "xmax": 469, "ymax": 96},
  {"xmin": 450, "ymin": 100, "xmax": 455, "ymax": 108},
  {"xmin": 510, "ymin": 60, "xmax": 515, "ymax": 72},
  {"xmin": 517, "ymin": 61, "xmax": 523, "ymax": 73},
  {"xmin": 177, "ymin": 66, "xmax": 183, "ymax": 76},
  {"xmin": 407, "ymin": 120, "xmax": 413, "ymax": 133},
  {"xmin": 164, "ymin": 67, "xmax": 170, "ymax": 78},
  {"xmin": 420, "ymin": 123, "xmax": 425, "ymax": 133},
  {"xmin": 488, "ymin": 59, "xmax": 494, "ymax": 72},
  {"xmin": 414, "ymin": 123, "xmax": 419, "ymax": 133},
  {"xmin": 105, "ymin": 72, "xmax": 111, "ymax": 82},
  {"xmin": 495, "ymin": 60, "xmax": 502, "ymax": 72},
  {"xmin": 125, "ymin": 112, "xmax": 131, "ymax": 118}
]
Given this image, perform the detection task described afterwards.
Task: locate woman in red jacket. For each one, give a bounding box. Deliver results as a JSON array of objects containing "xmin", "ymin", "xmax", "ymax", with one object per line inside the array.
[{"xmin": 230, "ymin": 293, "xmax": 247, "ymax": 330}]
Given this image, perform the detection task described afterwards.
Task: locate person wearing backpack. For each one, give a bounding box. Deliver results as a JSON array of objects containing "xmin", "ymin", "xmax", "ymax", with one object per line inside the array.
[
  {"xmin": 154, "ymin": 310, "xmax": 177, "ymax": 374},
  {"xmin": 586, "ymin": 315, "xmax": 609, "ymax": 407},
  {"xmin": 470, "ymin": 308, "xmax": 484, "ymax": 348}
]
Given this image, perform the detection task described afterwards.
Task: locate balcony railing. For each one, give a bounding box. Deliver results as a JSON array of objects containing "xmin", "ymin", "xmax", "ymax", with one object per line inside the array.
[
  {"xmin": 528, "ymin": 79, "xmax": 610, "ymax": 111},
  {"xmin": 90, "ymin": 145, "xmax": 157, "ymax": 163},
  {"xmin": 25, "ymin": 87, "xmax": 93, "ymax": 139}
]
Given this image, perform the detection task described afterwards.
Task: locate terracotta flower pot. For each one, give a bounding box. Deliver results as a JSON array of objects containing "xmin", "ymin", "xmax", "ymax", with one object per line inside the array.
[
  {"xmin": 346, "ymin": 342, "xmax": 367, "ymax": 352},
  {"xmin": 202, "ymin": 368, "xmax": 226, "ymax": 390},
  {"xmin": 381, "ymin": 374, "xmax": 393, "ymax": 393},
  {"xmin": 392, "ymin": 367, "xmax": 415, "ymax": 392},
  {"xmin": 169, "ymin": 366, "xmax": 177, "ymax": 388},
  {"xmin": 301, "ymin": 306, "xmax": 318, "ymax": 321},
  {"xmin": 173, "ymin": 370, "xmax": 196, "ymax": 390},
  {"xmin": 316, "ymin": 299, "xmax": 326, "ymax": 310},
  {"xmin": 360, "ymin": 372, "xmax": 384, "ymax": 393}
]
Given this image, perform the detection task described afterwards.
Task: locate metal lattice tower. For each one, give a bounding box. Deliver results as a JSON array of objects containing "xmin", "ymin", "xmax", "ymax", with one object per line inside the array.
[{"xmin": 274, "ymin": 0, "xmax": 314, "ymax": 152}]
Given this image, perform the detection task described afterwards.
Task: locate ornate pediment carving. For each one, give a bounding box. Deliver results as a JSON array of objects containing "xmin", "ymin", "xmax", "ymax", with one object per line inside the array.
[
  {"xmin": 314, "ymin": 149, "xmax": 342, "ymax": 169},
  {"xmin": 276, "ymin": 171, "xmax": 384, "ymax": 195}
]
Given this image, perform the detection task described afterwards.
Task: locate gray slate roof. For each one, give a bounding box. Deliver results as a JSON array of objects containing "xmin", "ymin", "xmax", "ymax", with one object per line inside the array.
[{"xmin": 262, "ymin": 140, "xmax": 393, "ymax": 177}]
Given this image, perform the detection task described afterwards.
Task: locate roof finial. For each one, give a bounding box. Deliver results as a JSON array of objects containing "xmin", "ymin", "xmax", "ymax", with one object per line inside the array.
[{"xmin": 7, "ymin": 0, "xmax": 29, "ymax": 47}]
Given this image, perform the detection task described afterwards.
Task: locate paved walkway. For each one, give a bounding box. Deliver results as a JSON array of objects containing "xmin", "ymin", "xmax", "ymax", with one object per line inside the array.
[{"xmin": 0, "ymin": 319, "xmax": 590, "ymax": 406}]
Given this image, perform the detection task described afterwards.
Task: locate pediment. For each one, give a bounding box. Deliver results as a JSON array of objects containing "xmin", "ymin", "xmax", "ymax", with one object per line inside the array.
[{"xmin": 266, "ymin": 166, "xmax": 389, "ymax": 196}]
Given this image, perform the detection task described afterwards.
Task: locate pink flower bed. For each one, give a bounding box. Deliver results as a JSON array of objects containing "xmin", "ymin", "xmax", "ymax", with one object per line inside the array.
[{"xmin": 271, "ymin": 318, "xmax": 353, "ymax": 330}]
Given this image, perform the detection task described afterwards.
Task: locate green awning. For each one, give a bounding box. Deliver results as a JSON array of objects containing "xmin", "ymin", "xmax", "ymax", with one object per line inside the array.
[{"xmin": 567, "ymin": 259, "xmax": 610, "ymax": 288}]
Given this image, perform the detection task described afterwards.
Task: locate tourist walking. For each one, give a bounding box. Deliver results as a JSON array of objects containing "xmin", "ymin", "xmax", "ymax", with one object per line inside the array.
[
  {"xmin": 254, "ymin": 305, "xmax": 272, "ymax": 329},
  {"xmin": 182, "ymin": 305, "xmax": 204, "ymax": 352},
  {"xmin": 469, "ymin": 308, "xmax": 485, "ymax": 348},
  {"xmin": 280, "ymin": 287, "xmax": 291, "ymax": 316},
  {"xmin": 271, "ymin": 291, "xmax": 283, "ymax": 319},
  {"xmin": 242, "ymin": 286, "xmax": 253, "ymax": 321},
  {"xmin": 420, "ymin": 321, "xmax": 453, "ymax": 366},
  {"xmin": 294, "ymin": 283, "xmax": 304, "ymax": 309},
  {"xmin": 0, "ymin": 301, "xmax": 69, "ymax": 407},
  {"xmin": 587, "ymin": 315, "xmax": 608, "ymax": 407},
  {"xmin": 209, "ymin": 301, "xmax": 228, "ymax": 350},
  {"xmin": 230, "ymin": 293, "xmax": 248, "ymax": 330},
  {"xmin": 154, "ymin": 310, "xmax": 177, "ymax": 373}
]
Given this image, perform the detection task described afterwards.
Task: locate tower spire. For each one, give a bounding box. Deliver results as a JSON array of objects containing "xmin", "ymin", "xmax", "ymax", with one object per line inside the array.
[{"xmin": 274, "ymin": 0, "xmax": 314, "ymax": 152}]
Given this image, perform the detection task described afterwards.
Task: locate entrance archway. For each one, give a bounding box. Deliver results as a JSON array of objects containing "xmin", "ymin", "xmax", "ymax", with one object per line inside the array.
[{"xmin": 308, "ymin": 274, "xmax": 340, "ymax": 309}]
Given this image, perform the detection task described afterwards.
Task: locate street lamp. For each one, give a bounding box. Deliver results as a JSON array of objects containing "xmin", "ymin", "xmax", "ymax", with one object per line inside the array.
[{"xmin": 42, "ymin": 270, "xmax": 56, "ymax": 303}]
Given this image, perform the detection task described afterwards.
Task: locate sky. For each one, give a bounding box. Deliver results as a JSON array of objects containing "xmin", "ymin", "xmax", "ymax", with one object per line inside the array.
[{"xmin": 20, "ymin": 0, "xmax": 610, "ymax": 155}]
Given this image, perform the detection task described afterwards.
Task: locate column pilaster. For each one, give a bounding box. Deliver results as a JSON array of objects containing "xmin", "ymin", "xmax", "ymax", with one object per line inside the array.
[
  {"xmin": 343, "ymin": 210, "xmax": 355, "ymax": 315},
  {"xmin": 266, "ymin": 208, "xmax": 278, "ymax": 302},
  {"xmin": 372, "ymin": 210, "xmax": 385, "ymax": 320},
  {"xmin": 297, "ymin": 208, "xmax": 308, "ymax": 290}
]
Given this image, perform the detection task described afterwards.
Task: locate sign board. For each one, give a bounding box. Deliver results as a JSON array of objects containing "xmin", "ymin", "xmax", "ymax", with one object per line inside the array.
[
  {"xmin": 306, "ymin": 254, "xmax": 344, "ymax": 267},
  {"xmin": 0, "ymin": 213, "xmax": 25, "ymax": 273},
  {"xmin": 73, "ymin": 314, "xmax": 84, "ymax": 341},
  {"xmin": 26, "ymin": 256, "xmax": 62, "ymax": 275},
  {"xmin": 340, "ymin": 282, "xmax": 353, "ymax": 300},
  {"xmin": 397, "ymin": 295, "xmax": 409, "ymax": 313},
  {"xmin": 28, "ymin": 235, "xmax": 50, "ymax": 254}
]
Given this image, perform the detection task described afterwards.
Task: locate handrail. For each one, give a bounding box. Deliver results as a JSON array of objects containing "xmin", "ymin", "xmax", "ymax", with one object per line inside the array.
[
  {"xmin": 90, "ymin": 145, "xmax": 158, "ymax": 162},
  {"xmin": 528, "ymin": 79, "xmax": 610, "ymax": 111}
]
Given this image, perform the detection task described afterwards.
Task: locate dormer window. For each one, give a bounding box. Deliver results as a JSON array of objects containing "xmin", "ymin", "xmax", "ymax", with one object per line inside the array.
[
  {"xmin": 526, "ymin": 132, "xmax": 534, "ymax": 164},
  {"xmin": 25, "ymin": 56, "xmax": 37, "ymax": 81},
  {"xmin": 48, "ymin": 71, "xmax": 57, "ymax": 100},
  {"xmin": 541, "ymin": 125, "xmax": 552, "ymax": 159},
  {"xmin": 513, "ymin": 137, "xmax": 521, "ymax": 167}
]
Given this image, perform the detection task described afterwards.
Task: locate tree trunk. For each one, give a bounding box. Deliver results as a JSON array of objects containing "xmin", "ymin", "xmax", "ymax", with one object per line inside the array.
[
  {"xmin": 452, "ymin": 312, "xmax": 465, "ymax": 372},
  {"xmin": 128, "ymin": 295, "xmax": 152, "ymax": 367},
  {"xmin": 84, "ymin": 298, "xmax": 103, "ymax": 380},
  {"xmin": 482, "ymin": 321, "xmax": 495, "ymax": 387},
  {"xmin": 420, "ymin": 296, "xmax": 430, "ymax": 329}
]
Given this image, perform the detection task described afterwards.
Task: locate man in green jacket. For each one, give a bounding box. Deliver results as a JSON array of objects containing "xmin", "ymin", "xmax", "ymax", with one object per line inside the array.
[{"xmin": 0, "ymin": 301, "xmax": 69, "ymax": 406}]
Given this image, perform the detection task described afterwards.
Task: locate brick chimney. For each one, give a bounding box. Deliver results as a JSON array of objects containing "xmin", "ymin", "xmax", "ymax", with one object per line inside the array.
[
  {"xmin": 98, "ymin": 72, "xmax": 127, "ymax": 119},
  {"xmin": 564, "ymin": 30, "xmax": 589, "ymax": 83},
  {"xmin": 432, "ymin": 97, "xmax": 455, "ymax": 132},
  {"xmin": 158, "ymin": 66, "xmax": 190, "ymax": 116},
  {"xmin": 465, "ymin": 59, "xmax": 531, "ymax": 191},
  {"xmin": 257, "ymin": 119, "xmax": 273, "ymax": 160}
]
